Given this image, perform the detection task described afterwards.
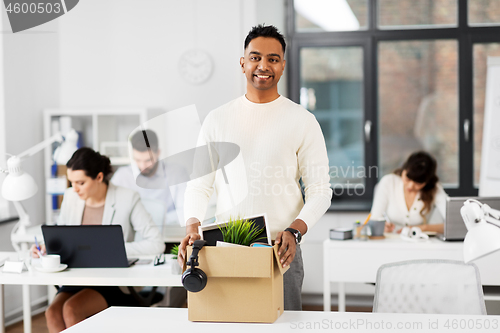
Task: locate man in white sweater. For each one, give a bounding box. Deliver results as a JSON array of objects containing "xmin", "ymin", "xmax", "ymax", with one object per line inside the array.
[{"xmin": 179, "ymin": 24, "xmax": 332, "ymax": 310}]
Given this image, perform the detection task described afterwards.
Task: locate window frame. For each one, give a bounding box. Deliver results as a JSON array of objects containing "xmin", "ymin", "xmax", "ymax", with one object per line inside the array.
[{"xmin": 287, "ymin": 0, "xmax": 500, "ymax": 210}]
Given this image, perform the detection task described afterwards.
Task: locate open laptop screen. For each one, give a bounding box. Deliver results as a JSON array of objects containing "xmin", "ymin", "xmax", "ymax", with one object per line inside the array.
[
  {"xmin": 42, "ymin": 225, "xmax": 132, "ymax": 268},
  {"xmin": 441, "ymin": 197, "xmax": 500, "ymax": 241}
]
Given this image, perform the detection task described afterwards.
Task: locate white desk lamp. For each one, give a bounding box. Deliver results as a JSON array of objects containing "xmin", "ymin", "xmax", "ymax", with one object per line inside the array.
[
  {"xmin": 54, "ymin": 129, "xmax": 79, "ymax": 165},
  {"xmin": 460, "ymin": 199, "xmax": 500, "ymax": 263},
  {"xmin": 0, "ymin": 133, "xmax": 77, "ymax": 252}
]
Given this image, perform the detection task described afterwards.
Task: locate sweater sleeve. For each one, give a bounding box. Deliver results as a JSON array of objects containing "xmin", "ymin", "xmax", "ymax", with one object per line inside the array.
[
  {"xmin": 183, "ymin": 119, "xmax": 216, "ymax": 225},
  {"xmin": 295, "ymin": 114, "xmax": 333, "ymax": 229}
]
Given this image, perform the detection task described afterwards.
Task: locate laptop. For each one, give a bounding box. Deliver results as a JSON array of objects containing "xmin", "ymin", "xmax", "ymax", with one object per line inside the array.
[
  {"xmin": 199, "ymin": 214, "xmax": 271, "ymax": 247},
  {"xmin": 438, "ymin": 196, "xmax": 500, "ymax": 241},
  {"xmin": 41, "ymin": 225, "xmax": 139, "ymax": 268}
]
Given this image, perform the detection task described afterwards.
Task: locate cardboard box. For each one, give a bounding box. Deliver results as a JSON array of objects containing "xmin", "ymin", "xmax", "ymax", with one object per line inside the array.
[{"xmin": 186, "ymin": 244, "xmax": 288, "ymax": 323}]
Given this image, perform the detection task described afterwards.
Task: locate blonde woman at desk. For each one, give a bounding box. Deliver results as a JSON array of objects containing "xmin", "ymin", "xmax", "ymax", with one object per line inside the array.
[
  {"xmin": 31, "ymin": 147, "xmax": 164, "ymax": 333},
  {"xmin": 370, "ymin": 151, "xmax": 448, "ymax": 234}
]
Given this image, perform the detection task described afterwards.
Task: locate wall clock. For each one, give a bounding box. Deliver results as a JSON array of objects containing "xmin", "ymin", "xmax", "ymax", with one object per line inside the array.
[{"xmin": 179, "ymin": 49, "xmax": 213, "ymax": 85}]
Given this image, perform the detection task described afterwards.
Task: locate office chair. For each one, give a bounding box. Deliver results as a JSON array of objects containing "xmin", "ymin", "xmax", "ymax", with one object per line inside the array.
[
  {"xmin": 127, "ymin": 286, "xmax": 164, "ymax": 307},
  {"xmin": 373, "ymin": 259, "xmax": 486, "ymax": 315}
]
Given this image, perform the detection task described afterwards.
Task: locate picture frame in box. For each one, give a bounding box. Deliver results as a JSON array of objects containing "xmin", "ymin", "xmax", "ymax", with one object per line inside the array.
[{"xmin": 198, "ymin": 213, "xmax": 271, "ymax": 246}]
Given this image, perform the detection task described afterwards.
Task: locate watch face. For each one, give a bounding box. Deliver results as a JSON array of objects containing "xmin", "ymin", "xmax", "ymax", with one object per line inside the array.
[
  {"xmin": 296, "ymin": 231, "xmax": 302, "ymax": 243},
  {"xmin": 178, "ymin": 49, "xmax": 213, "ymax": 85}
]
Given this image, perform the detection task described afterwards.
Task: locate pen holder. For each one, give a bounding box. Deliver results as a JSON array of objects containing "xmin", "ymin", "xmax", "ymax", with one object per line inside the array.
[{"xmin": 354, "ymin": 224, "xmax": 368, "ymax": 241}]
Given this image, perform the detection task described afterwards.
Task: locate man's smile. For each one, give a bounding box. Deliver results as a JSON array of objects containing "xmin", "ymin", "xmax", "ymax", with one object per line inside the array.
[{"xmin": 254, "ymin": 73, "xmax": 273, "ymax": 80}]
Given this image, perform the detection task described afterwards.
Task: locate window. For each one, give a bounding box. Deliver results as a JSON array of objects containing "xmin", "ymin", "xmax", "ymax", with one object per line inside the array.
[
  {"xmin": 473, "ymin": 43, "xmax": 500, "ymax": 185},
  {"xmin": 300, "ymin": 46, "xmax": 364, "ymax": 190},
  {"xmin": 294, "ymin": 0, "xmax": 368, "ymax": 32},
  {"xmin": 378, "ymin": 40, "xmax": 459, "ymax": 186},
  {"xmin": 469, "ymin": 0, "xmax": 500, "ymax": 26},
  {"xmin": 378, "ymin": 0, "xmax": 457, "ymax": 29},
  {"xmin": 287, "ymin": 0, "xmax": 500, "ymax": 209}
]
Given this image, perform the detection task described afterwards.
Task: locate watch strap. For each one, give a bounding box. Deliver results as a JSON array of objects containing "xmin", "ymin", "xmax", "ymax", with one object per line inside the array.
[{"xmin": 285, "ymin": 228, "xmax": 300, "ymax": 244}]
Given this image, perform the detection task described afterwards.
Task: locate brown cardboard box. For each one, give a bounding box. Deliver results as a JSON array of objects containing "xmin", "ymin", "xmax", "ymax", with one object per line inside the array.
[{"xmin": 186, "ymin": 244, "xmax": 289, "ymax": 323}]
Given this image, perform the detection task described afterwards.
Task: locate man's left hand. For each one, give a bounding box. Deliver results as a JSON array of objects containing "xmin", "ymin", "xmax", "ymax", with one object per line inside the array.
[{"xmin": 275, "ymin": 230, "xmax": 296, "ymax": 268}]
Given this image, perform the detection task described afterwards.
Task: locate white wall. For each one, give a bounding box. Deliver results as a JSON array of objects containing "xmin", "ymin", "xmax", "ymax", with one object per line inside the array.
[
  {"xmin": 1, "ymin": 6, "xmax": 60, "ymax": 322},
  {"xmin": 59, "ymin": 0, "xmax": 242, "ymax": 118},
  {"xmin": 2, "ymin": 9, "xmax": 60, "ymax": 226}
]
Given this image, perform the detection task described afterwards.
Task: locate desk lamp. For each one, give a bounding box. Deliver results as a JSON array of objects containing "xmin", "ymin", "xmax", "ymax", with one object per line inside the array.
[
  {"xmin": 0, "ymin": 133, "xmax": 76, "ymax": 252},
  {"xmin": 460, "ymin": 199, "xmax": 500, "ymax": 263}
]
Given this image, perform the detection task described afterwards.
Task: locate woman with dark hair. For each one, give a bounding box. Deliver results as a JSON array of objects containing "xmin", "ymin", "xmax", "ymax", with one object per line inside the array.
[
  {"xmin": 370, "ymin": 151, "xmax": 448, "ymax": 234},
  {"xmin": 31, "ymin": 147, "xmax": 164, "ymax": 333}
]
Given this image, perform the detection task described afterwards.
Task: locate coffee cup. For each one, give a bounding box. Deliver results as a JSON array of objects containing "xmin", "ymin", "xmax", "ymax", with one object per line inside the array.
[
  {"xmin": 41, "ymin": 254, "xmax": 60, "ymax": 269},
  {"xmin": 367, "ymin": 219, "xmax": 386, "ymax": 237}
]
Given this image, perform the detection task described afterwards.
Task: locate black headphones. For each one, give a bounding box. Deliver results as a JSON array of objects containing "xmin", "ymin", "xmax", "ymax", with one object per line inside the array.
[{"xmin": 181, "ymin": 240, "xmax": 207, "ymax": 293}]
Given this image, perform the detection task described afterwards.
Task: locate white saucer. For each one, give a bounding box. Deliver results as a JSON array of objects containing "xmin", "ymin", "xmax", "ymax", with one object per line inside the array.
[{"xmin": 34, "ymin": 264, "xmax": 68, "ymax": 273}]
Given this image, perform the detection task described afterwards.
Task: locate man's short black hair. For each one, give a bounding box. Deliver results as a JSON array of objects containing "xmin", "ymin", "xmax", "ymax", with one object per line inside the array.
[
  {"xmin": 244, "ymin": 24, "xmax": 286, "ymax": 55},
  {"xmin": 130, "ymin": 129, "xmax": 159, "ymax": 152}
]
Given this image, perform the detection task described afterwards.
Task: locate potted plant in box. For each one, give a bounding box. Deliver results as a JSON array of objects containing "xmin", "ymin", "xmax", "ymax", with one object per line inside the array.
[
  {"xmin": 216, "ymin": 216, "xmax": 266, "ymax": 247},
  {"xmin": 170, "ymin": 244, "xmax": 182, "ymax": 274}
]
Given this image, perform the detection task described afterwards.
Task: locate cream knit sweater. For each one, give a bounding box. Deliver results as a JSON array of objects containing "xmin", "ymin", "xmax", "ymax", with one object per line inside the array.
[{"xmin": 184, "ymin": 95, "xmax": 332, "ymax": 238}]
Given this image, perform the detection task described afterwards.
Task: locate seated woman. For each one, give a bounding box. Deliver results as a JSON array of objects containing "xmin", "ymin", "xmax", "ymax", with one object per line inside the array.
[
  {"xmin": 370, "ymin": 151, "xmax": 448, "ymax": 234},
  {"xmin": 32, "ymin": 147, "xmax": 165, "ymax": 333}
]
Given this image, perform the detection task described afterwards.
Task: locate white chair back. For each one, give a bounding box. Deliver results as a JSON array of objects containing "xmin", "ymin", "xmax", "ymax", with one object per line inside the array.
[{"xmin": 373, "ymin": 259, "xmax": 486, "ymax": 315}]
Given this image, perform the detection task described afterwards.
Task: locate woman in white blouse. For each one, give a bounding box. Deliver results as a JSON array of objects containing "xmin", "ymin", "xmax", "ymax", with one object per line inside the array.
[{"xmin": 370, "ymin": 151, "xmax": 448, "ymax": 234}]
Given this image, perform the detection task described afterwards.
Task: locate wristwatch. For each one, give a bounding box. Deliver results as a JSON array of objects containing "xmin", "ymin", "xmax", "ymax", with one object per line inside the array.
[{"xmin": 285, "ymin": 228, "xmax": 302, "ymax": 244}]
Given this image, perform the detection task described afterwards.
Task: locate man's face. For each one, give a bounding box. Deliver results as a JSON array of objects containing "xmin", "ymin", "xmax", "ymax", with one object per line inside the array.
[
  {"xmin": 133, "ymin": 149, "xmax": 160, "ymax": 177},
  {"xmin": 240, "ymin": 37, "xmax": 285, "ymax": 93}
]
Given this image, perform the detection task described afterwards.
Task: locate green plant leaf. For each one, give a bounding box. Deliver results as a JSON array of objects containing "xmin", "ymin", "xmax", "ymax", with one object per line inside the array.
[
  {"xmin": 170, "ymin": 244, "xmax": 179, "ymax": 259},
  {"xmin": 217, "ymin": 216, "xmax": 266, "ymax": 246}
]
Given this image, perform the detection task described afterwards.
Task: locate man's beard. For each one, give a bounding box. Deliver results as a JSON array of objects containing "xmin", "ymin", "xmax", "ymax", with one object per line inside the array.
[{"xmin": 140, "ymin": 161, "xmax": 159, "ymax": 177}]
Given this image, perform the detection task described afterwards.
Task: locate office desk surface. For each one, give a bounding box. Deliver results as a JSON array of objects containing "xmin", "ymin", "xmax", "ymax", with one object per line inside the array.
[
  {"xmin": 323, "ymin": 235, "xmax": 500, "ymax": 284},
  {"xmin": 0, "ymin": 252, "xmax": 183, "ymax": 287},
  {"xmin": 63, "ymin": 307, "xmax": 500, "ymax": 333},
  {"xmin": 323, "ymin": 235, "xmax": 500, "ymax": 312},
  {"xmin": 0, "ymin": 251, "xmax": 183, "ymax": 333}
]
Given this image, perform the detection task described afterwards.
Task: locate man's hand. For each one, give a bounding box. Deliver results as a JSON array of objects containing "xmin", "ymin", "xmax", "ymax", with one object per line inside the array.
[
  {"xmin": 275, "ymin": 219, "xmax": 307, "ymax": 268},
  {"xmin": 177, "ymin": 219, "xmax": 201, "ymax": 267},
  {"xmin": 275, "ymin": 230, "xmax": 296, "ymax": 268}
]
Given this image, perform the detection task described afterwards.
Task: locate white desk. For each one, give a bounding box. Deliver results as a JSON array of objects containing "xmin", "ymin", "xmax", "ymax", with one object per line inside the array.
[
  {"xmin": 63, "ymin": 307, "xmax": 500, "ymax": 333},
  {"xmin": 323, "ymin": 235, "xmax": 500, "ymax": 312},
  {"xmin": 0, "ymin": 252, "xmax": 183, "ymax": 333}
]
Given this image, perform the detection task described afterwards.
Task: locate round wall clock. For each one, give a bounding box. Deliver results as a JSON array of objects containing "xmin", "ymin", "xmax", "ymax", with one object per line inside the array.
[{"xmin": 178, "ymin": 49, "xmax": 213, "ymax": 85}]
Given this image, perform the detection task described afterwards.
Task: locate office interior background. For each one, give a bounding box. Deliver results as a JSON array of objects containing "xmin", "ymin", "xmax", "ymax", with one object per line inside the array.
[{"xmin": 1, "ymin": 0, "xmax": 500, "ymax": 326}]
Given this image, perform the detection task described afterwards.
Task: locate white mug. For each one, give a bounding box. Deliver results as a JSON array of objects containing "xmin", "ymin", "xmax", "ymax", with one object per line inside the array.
[{"xmin": 41, "ymin": 254, "xmax": 60, "ymax": 269}]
